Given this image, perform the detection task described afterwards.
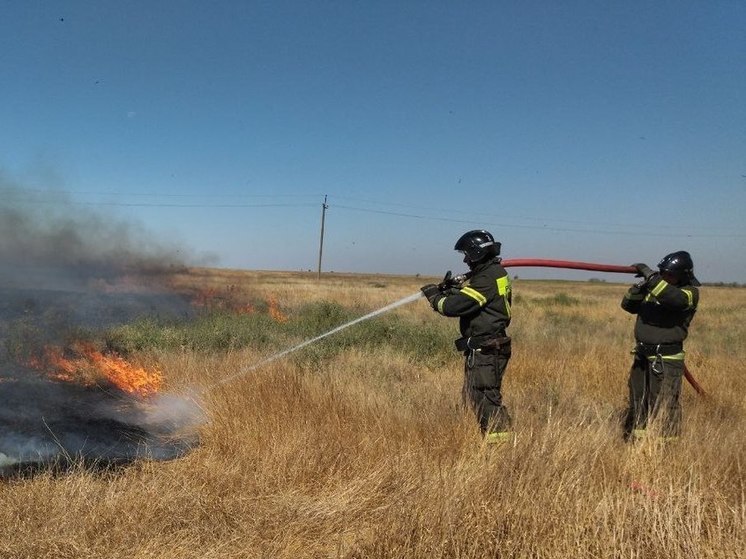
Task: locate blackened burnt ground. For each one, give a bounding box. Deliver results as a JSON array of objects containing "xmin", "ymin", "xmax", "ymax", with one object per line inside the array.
[{"xmin": 0, "ymin": 286, "xmax": 200, "ymax": 477}]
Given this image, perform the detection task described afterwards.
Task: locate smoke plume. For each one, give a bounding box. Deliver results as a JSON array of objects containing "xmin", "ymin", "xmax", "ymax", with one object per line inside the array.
[{"xmin": 1, "ymin": 179, "xmax": 190, "ymax": 290}]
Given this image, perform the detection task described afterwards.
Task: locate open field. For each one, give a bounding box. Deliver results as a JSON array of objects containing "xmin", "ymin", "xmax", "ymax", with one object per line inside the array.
[{"xmin": 2, "ymin": 268, "xmax": 744, "ymax": 558}]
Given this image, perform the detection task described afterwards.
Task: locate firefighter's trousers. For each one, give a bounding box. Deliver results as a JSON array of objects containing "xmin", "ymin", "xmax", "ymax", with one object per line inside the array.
[
  {"xmin": 463, "ymin": 345, "xmax": 512, "ymax": 434},
  {"xmin": 624, "ymin": 351, "xmax": 684, "ymax": 439}
]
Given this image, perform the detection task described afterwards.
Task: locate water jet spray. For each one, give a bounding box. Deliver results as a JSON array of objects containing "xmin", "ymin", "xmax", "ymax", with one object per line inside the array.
[{"xmin": 215, "ymin": 291, "xmax": 423, "ymax": 387}]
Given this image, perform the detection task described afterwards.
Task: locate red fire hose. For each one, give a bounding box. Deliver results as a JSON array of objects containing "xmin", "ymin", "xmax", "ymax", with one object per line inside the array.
[
  {"xmin": 497, "ymin": 258, "xmax": 705, "ymax": 396},
  {"xmin": 501, "ymin": 258, "xmax": 636, "ymax": 274},
  {"xmin": 682, "ymin": 365, "xmax": 705, "ymax": 396}
]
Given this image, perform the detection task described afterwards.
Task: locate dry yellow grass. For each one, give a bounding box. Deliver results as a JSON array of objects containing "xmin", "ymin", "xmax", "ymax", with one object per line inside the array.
[{"xmin": 2, "ymin": 269, "xmax": 744, "ymax": 558}]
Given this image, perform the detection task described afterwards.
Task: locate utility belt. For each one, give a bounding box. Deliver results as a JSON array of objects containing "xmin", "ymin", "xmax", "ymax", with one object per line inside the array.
[
  {"xmin": 455, "ymin": 334, "xmax": 511, "ymax": 354},
  {"xmin": 634, "ymin": 341, "xmax": 683, "ymax": 357}
]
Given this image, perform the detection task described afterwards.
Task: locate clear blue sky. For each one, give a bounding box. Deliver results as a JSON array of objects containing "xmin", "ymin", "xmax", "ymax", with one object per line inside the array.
[{"xmin": 2, "ymin": 1, "xmax": 744, "ymax": 282}]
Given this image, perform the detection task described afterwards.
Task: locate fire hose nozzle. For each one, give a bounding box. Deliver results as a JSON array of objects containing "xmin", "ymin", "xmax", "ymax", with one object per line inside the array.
[
  {"xmin": 452, "ymin": 272, "xmax": 472, "ymax": 284},
  {"xmin": 438, "ymin": 270, "xmax": 472, "ymax": 290}
]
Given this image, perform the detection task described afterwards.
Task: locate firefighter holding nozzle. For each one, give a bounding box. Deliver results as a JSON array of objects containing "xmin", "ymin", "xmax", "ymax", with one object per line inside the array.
[
  {"xmin": 622, "ymin": 251, "xmax": 700, "ymax": 442},
  {"xmin": 421, "ymin": 230, "xmax": 514, "ymax": 443}
]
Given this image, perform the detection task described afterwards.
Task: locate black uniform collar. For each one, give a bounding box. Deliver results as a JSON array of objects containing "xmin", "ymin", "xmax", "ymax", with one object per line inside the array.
[{"xmin": 469, "ymin": 257, "xmax": 499, "ymax": 274}]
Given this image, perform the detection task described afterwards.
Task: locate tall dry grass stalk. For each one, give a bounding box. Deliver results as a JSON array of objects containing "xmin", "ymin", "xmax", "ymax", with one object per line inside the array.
[{"xmin": 2, "ymin": 270, "xmax": 744, "ymax": 558}]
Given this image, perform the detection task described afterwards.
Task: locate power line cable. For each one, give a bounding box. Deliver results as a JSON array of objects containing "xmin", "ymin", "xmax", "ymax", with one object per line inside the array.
[
  {"xmin": 327, "ymin": 193, "xmax": 742, "ymax": 233},
  {"xmin": 331, "ymin": 204, "xmax": 746, "ymax": 239},
  {"xmin": 0, "ymin": 186, "xmax": 321, "ymax": 201},
  {"xmin": 3, "ymin": 188, "xmax": 742, "ymax": 238},
  {"xmin": 4, "ymin": 186, "xmax": 740, "ymax": 235},
  {"xmin": 4, "ymin": 198, "xmax": 317, "ymax": 209}
]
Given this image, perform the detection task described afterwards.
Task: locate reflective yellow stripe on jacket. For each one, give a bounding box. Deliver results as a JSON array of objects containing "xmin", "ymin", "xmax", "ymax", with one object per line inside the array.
[
  {"xmin": 497, "ymin": 276, "xmax": 511, "ymax": 318},
  {"xmin": 650, "ymin": 279, "xmax": 668, "ymax": 297},
  {"xmin": 460, "ymin": 286, "xmax": 487, "ymax": 306},
  {"xmin": 681, "ymin": 289, "xmax": 694, "ymax": 308}
]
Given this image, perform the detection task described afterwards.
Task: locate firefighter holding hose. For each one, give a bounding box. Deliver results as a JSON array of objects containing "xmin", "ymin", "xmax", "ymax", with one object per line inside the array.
[
  {"xmin": 622, "ymin": 251, "xmax": 700, "ymax": 442},
  {"xmin": 421, "ymin": 230, "xmax": 514, "ymax": 443}
]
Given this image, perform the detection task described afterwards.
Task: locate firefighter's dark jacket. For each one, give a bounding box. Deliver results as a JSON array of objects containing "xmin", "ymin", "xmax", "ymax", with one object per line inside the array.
[
  {"xmin": 621, "ymin": 275, "xmax": 699, "ymax": 345},
  {"xmin": 431, "ymin": 258, "xmax": 512, "ymax": 338}
]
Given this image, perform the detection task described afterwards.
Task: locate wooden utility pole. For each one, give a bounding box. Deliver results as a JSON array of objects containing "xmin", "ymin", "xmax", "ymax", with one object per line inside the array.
[{"xmin": 317, "ymin": 195, "xmax": 328, "ymax": 280}]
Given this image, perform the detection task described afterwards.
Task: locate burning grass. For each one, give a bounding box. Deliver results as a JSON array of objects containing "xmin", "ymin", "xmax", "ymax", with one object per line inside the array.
[
  {"xmin": 0, "ymin": 284, "xmax": 204, "ymax": 479},
  {"xmin": 1, "ymin": 269, "xmax": 744, "ymax": 558},
  {"xmin": 26, "ymin": 341, "xmax": 163, "ymax": 396}
]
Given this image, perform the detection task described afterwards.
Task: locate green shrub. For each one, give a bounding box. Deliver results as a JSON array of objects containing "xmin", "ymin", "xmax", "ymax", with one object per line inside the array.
[
  {"xmin": 287, "ymin": 301, "xmax": 355, "ymax": 338},
  {"xmin": 105, "ymin": 311, "xmax": 287, "ymax": 353}
]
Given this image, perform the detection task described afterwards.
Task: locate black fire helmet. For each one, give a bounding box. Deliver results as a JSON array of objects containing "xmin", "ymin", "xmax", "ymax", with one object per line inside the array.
[
  {"xmin": 454, "ymin": 230, "xmax": 501, "ymax": 264},
  {"xmin": 658, "ymin": 251, "xmax": 701, "ymax": 286}
]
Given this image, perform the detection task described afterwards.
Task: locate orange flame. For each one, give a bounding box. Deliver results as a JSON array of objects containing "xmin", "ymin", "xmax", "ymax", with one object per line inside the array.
[
  {"xmin": 86, "ymin": 348, "xmax": 163, "ymax": 396},
  {"xmin": 267, "ymin": 296, "xmax": 288, "ymax": 323},
  {"xmin": 30, "ymin": 343, "xmax": 162, "ymax": 397}
]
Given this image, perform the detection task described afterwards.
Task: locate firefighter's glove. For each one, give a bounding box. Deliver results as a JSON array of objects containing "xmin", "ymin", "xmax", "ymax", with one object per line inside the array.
[
  {"xmin": 438, "ymin": 270, "xmax": 454, "ymax": 291},
  {"xmin": 644, "ymin": 272, "xmax": 662, "ymax": 289},
  {"xmin": 420, "ymin": 284, "xmax": 442, "ymax": 307},
  {"xmin": 632, "ymin": 263, "xmax": 655, "ymax": 280}
]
